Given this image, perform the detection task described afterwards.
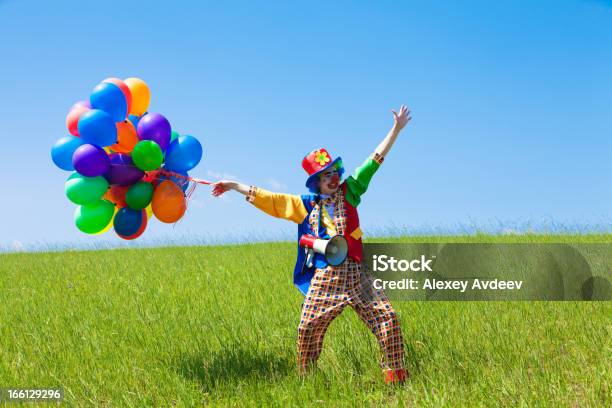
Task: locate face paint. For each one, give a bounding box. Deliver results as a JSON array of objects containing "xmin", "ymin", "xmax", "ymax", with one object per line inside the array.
[
  {"xmin": 320, "ymin": 169, "xmax": 340, "ymax": 194},
  {"xmin": 321, "ymin": 169, "xmax": 339, "ymax": 181}
]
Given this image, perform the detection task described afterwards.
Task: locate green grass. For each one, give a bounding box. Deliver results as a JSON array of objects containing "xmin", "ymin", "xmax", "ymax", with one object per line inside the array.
[{"xmin": 1, "ymin": 235, "xmax": 611, "ymax": 407}]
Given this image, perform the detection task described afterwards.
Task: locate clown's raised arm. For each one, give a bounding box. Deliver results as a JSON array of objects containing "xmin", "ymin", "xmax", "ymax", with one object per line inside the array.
[
  {"xmin": 343, "ymin": 104, "xmax": 412, "ymax": 205},
  {"xmin": 376, "ymin": 105, "xmax": 411, "ymax": 158}
]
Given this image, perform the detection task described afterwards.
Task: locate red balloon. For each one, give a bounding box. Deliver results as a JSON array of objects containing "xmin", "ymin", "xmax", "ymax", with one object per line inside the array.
[
  {"xmin": 117, "ymin": 209, "xmax": 148, "ymax": 240},
  {"xmin": 143, "ymin": 169, "xmax": 162, "ymax": 187},
  {"xmin": 103, "ymin": 78, "xmax": 133, "ymax": 116},
  {"xmin": 66, "ymin": 103, "xmax": 90, "ymax": 136},
  {"xmin": 104, "ymin": 185, "xmax": 129, "ymax": 207}
]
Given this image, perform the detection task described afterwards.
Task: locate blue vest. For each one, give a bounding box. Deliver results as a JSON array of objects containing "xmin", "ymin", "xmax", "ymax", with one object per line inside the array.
[{"xmin": 293, "ymin": 193, "xmax": 331, "ymax": 295}]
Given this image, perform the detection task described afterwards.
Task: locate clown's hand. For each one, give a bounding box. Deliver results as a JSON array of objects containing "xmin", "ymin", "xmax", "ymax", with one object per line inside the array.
[
  {"xmin": 374, "ymin": 104, "xmax": 412, "ymax": 158},
  {"xmin": 391, "ymin": 105, "xmax": 412, "ymax": 131},
  {"xmin": 211, "ymin": 180, "xmax": 237, "ymax": 197},
  {"xmin": 211, "ymin": 180, "xmax": 250, "ymax": 197}
]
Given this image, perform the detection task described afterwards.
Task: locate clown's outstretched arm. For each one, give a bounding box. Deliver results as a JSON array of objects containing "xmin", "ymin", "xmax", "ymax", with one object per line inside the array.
[
  {"xmin": 375, "ymin": 105, "xmax": 412, "ymax": 158},
  {"xmin": 211, "ymin": 181, "xmax": 308, "ymax": 223}
]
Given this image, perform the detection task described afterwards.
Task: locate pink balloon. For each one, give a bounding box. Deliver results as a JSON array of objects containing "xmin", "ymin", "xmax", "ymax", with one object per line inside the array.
[{"xmin": 66, "ymin": 101, "xmax": 91, "ymax": 136}]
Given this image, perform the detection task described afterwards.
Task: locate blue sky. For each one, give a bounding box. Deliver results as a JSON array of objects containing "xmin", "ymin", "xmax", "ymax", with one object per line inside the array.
[{"xmin": 0, "ymin": 0, "xmax": 611, "ymax": 249}]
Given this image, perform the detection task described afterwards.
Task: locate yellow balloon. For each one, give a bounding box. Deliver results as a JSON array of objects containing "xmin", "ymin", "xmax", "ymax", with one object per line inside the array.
[
  {"xmin": 93, "ymin": 207, "xmax": 117, "ymax": 235},
  {"xmin": 145, "ymin": 204, "xmax": 153, "ymax": 218},
  {"xmin": 124, "ymin": 77, "xmax": 151, "ymax": 116}
]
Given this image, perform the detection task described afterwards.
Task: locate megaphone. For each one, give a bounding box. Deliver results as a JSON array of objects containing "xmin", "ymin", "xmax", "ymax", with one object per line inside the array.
[{"xmin": 299, "ymin": 234, "xmax": 348, "ymax": 268}]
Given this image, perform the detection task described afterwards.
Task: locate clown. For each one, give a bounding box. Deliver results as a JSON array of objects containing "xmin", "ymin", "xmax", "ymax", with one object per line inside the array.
[{"xmin": 212, "ymin": 105, "xmax": 412, "ymax": 384}]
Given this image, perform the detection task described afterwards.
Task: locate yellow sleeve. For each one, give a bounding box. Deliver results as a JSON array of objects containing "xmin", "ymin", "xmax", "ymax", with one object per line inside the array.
[{"xmin": 245, "ymin": 186, "xmax": 308, "ymax": 224}]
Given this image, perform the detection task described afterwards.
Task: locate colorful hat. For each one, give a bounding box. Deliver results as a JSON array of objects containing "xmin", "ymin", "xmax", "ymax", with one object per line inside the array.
[{"xmin": 302, "ymin": 148, "xmax": 344, "ymax": 192}]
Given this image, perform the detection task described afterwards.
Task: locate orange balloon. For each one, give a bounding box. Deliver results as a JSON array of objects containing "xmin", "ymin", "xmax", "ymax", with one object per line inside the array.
[
  {"xmin": 103, "ymin": 77, "xmax": 133, "ymax": 115},
  {"xmin": 152, "ymin": 180, "xmax": 186, "ymax": 223},
  {"xmin": 110, "ymin": 120, "xmax": 138, "ymax": 153},
  {"xmin": 124, "ymin": 77, "xmax": 150, "ymax": 116},
  {"xmin": 104, "ymin": 185, "xmax": 129, "ymax": 207}
]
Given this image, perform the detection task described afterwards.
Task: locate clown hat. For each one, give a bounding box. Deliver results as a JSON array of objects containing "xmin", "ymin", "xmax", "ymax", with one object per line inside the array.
[{"xmin": 302, "ymin": 148, "xmax": 344, "ymax": 192}]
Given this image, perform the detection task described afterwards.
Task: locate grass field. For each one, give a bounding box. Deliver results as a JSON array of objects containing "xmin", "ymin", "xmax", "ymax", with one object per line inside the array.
[{"xmin": 1, "ymin": 235, "xmax": 611, "ymax": 407}]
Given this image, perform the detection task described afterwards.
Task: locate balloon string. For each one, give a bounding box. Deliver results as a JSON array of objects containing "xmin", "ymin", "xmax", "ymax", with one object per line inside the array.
[
  {"xmin": 185, "ymin": 182, "xmax": 198, "ymax": 201},
  {"xmin": 156, "ymin": 169, "xmax": 214, "ymax": 185},
  {"xmin": 149, "ymin": 169, "xmax": 211, "ymax": 204}
]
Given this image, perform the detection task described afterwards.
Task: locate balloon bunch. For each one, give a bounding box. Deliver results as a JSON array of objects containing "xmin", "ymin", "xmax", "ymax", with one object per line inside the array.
[{"xmin": 51, "ymin": 77, "xmax": 204, "ymax": 240}]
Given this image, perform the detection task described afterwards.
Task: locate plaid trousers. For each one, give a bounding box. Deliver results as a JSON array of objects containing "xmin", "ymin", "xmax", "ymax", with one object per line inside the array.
[{"xmin": 297, "ymin": 258, "xmax": 405, "ymax": 373}]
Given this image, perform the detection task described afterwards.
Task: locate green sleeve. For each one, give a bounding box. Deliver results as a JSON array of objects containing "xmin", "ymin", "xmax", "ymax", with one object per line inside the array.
[{"xmin": 344, "ymin": 157, "xmax": 380, "ymax": 207}]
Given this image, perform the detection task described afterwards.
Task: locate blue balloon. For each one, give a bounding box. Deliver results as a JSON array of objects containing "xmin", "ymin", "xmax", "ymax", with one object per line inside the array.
[
  {"xmin": 159, "ymin": 167, "xmax": 190, "ymax": 192},
  {"xmin": 51, "ymin": 136, "xmax": 85, "ymax": 171},
  {"xmin": 77, "ymin": 109, "xmax": 117, "ymax": 147},
  {"xmin": 128, "ymin": 114, "xmax": 141, "ymax": 129},
  {"xmin": 163, "ymin": 135, "xmax": 203, "ymax": 172},
  {"xmin": 90, "ymin": 82, "xmax": 127, "ymax": 122},
  {"xmin": 113, "ymin": 207, "xmax": 143, "ymax": 236}
]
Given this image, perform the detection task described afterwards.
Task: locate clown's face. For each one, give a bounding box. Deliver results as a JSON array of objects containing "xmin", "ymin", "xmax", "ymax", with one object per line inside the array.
[{"xmin": 319, "ymin": 168, "xmax": 340, "ymax": 195}]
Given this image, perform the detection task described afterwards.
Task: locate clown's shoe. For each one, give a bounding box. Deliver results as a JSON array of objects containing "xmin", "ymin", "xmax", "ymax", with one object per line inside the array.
[{"xmin": 384, "ymin": 368, "xmax": 409, "ymax": 385}]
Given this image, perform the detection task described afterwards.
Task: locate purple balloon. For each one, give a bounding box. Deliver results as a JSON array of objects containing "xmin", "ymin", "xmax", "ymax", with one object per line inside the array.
[
  {"xmin": 72, "ymin": 144, "xmax": 110, "ymax": 177},
  {"xmin": 137, "ymin": 112, "xmax": 171, "ymax": 151},
  {"xmin": 110, "ymin": 153, "xmax": 132, "ymax": 166},
  {"xmin": 104, "ymin": 153, "xmax": 145, "ymax": 186}
]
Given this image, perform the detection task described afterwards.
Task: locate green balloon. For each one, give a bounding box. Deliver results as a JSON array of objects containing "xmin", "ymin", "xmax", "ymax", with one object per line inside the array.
[
  {"xmin": 65, "ymin": 173, "xmax": 109, "ymax": 205},
  {"xmin": 74, "ymin": 199, "xmax": 115, "ymax": 234},
  {"xmin": 170, "ymin": 130, "xmax": 179, "ymax": 143},
  {"xmin": 132, "ymin": 140, "xmax": 163, "ymax": 171},
  {"xmin": 125, "ymin": 181, "xmax": 154, "ymax": 209}
]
